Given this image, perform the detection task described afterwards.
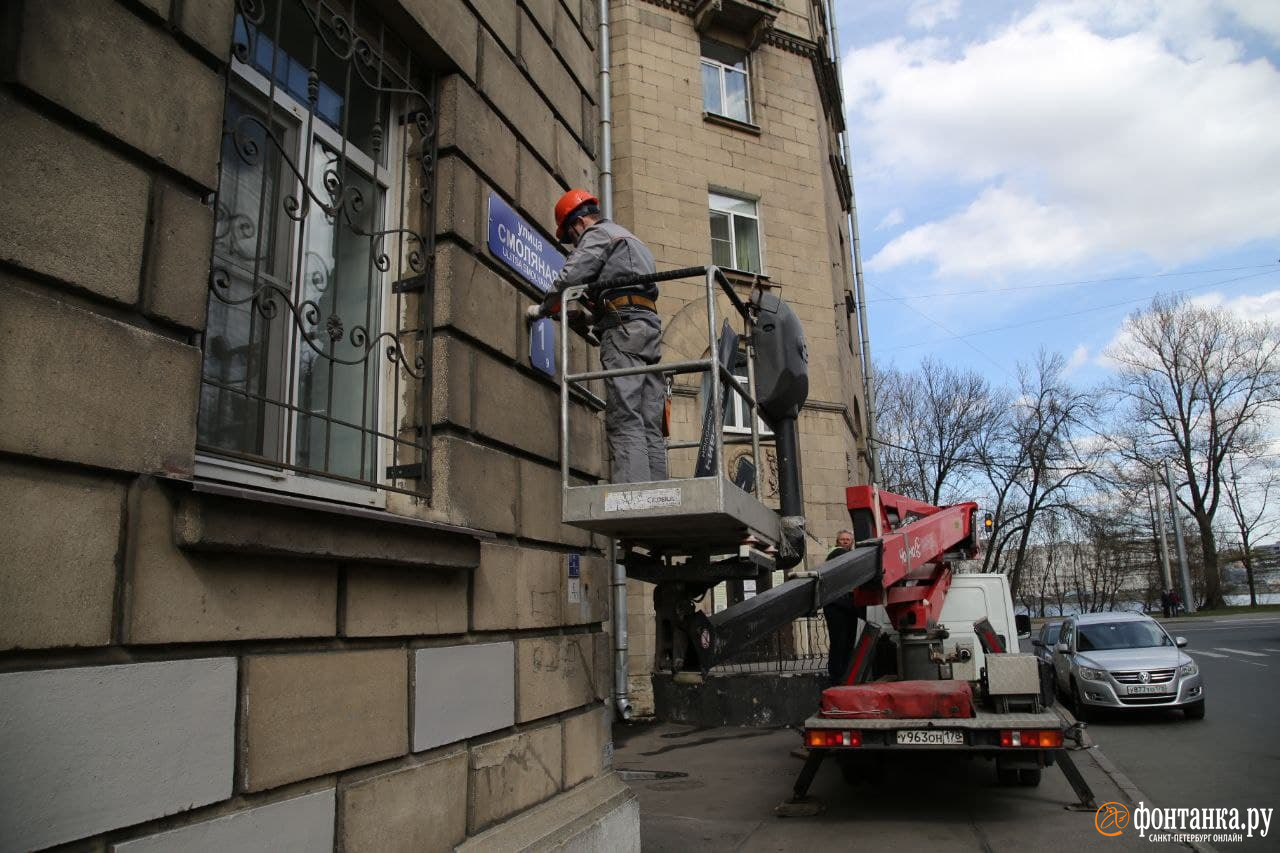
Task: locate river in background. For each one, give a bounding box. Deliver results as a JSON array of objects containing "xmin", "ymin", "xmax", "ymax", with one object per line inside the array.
[{"xmin": 1022, "ymin": 591, "xmax": 1279, "ymax": 617}]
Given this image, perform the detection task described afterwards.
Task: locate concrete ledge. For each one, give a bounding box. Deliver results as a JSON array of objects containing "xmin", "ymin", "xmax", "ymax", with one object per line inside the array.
[
  {"xmin": 457, "ymin": 773, "xmax": 640, "ymax": 853},
  {"xmin": 652, "ymin": 671, "xmax": 827, "ymax": 727},
  {"xmin": 171, "ymin": 480, "xmax": 485, "ymax": 570}
]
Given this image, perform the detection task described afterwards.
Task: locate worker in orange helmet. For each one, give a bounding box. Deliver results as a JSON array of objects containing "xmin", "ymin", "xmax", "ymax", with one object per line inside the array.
[{"xmin": 551, "ymin": 188, "xmax": 666, "ymax": 483}]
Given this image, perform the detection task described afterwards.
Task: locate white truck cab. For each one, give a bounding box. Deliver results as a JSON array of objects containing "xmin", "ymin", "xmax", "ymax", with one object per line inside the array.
[{"xmin": 874, "ymin": 573, "xmax": 1022, "ymax": 682}]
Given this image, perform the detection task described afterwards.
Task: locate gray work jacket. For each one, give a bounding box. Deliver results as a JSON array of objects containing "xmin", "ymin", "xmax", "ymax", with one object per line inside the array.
[{"xmin": 554, "ymin": 218, "xmax": 658, "ymax": 330}]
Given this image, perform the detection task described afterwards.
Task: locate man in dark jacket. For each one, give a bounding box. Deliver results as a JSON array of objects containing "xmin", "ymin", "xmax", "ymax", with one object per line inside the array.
[
  {"xmin": 551, "ymin": 189, "xmax": 666, "ymax": 484},
  {"xmin": 824, "ymin": 529, "xmax": 864, "ymax": 683}
]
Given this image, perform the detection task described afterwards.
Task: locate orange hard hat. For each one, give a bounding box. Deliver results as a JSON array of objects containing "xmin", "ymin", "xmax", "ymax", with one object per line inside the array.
[{"xmin": 554, "ymin": 189, "xmax": 599, "ymax": 241}]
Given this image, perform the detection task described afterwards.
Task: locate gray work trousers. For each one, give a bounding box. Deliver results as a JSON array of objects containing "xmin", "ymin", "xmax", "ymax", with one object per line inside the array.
[{"xmin": 599, "ymin": 313, "xmax": 667, "ymax": 483}]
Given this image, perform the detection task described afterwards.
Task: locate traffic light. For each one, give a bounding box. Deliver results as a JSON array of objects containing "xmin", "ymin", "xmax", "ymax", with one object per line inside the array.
[{"xmin": 983, "ymin": 512, "xmax": 994, "ymax": 534}]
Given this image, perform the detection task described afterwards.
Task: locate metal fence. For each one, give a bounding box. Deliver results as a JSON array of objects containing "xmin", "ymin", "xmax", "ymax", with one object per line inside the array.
[{"xmin": 707, "ymin": 580, "xmax": 832, "ymax": 674}]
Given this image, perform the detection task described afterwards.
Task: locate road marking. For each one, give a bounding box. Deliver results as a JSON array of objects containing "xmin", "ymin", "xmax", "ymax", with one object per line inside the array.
[
  {"xmin": 1214, "ymin": 647, "xmax": 1268, "ymax": 657},
  {"xmin": 1186, "ymin": 649, "xmax": 1227, "ymax": 658},
  {"xmin": 1263, "ymin": 648, "xmax": 1280, "ymax": 653}
]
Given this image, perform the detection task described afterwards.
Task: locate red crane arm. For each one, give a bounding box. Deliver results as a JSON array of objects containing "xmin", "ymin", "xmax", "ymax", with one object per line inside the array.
[{"xmin": 846, "ymin": 486, "xmax": 979, "ymax": 630}]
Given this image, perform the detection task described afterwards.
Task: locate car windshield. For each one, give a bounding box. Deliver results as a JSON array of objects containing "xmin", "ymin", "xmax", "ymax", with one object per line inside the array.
[
  {"xmin": 1044, "ymin": 623, "xmax": 1061, "ymax": 643},
  {"xmin": 1077, "ymin": 620, "xmax": 1172, "ymax": 651}
]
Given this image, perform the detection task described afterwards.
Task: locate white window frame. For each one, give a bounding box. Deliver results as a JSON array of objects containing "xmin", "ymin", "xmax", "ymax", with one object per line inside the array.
[
  {"xmin": 195, "ymin": 56, "xmax": 399, "ymax": 509},
  {"xmin": 723, "ymin": 373, "xmax": 773, "ymax": 436},
  {"xmin": 700, "ymin": 44, "xmax": 752, "ymax": 123},
  {"xmin": 708, "ymin": 191, "xmax": 763, "ymax": 275}
]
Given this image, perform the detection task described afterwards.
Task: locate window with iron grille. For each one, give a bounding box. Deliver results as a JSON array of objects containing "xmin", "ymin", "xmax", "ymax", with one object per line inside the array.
[{"xmin": 198, "ymin": 0, "xmax": 438, "ymax": 505}]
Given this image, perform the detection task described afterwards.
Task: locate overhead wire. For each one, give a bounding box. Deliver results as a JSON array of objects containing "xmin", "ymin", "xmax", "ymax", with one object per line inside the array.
[
  {"xmin": 866, "ymin": 262, "xmax": 1278, "ymax": 303},
  {"xmin": 878, "ymin": 268, "xmax": 1280, "ymax": 354}
]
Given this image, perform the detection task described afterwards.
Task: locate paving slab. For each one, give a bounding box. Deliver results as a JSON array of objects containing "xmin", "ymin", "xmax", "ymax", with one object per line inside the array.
[{"xmin": 615, "ymin": 722, "xmax": 1162, "ymax": 852}]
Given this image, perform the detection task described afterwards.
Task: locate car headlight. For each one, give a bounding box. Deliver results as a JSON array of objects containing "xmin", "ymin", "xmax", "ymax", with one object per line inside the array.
[
  {"xmin": 1078, "ymin": 666, "xmax": 1107, "ymax": 681},
  {"xmin": 1179, "ymin": 661, "xmax": 1199, "ymax": 677}
]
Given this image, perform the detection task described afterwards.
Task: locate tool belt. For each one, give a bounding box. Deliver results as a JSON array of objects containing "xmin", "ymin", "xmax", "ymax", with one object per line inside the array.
[{"xmin": 606, "ymin": 294, "xmax": 657, "ymax": 312}]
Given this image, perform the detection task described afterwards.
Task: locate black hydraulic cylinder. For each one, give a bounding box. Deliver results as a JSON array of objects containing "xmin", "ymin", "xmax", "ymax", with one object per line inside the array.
[
  {"xmin": 691, "ymin": 543, "xmax": 881, "ymax": 671},
  {"xmin": 772, "ymin": 418, "xmax": 806, "ymax": 569}
]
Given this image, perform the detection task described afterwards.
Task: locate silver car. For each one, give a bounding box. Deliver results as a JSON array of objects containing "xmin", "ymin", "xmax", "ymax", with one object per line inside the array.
[
  {"xmin": 1031, "ymin": 619, "xmax": 1065, "ymax": 667},
  {"xmin": 1051, "ymin": 612, "xmax": 1205, "ymax": 721}
]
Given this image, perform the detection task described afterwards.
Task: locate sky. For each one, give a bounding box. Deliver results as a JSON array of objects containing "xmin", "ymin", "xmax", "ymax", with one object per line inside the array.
[{"xmin": 833, "ymin": 0, "xmax": 1280, "ymax": 392}]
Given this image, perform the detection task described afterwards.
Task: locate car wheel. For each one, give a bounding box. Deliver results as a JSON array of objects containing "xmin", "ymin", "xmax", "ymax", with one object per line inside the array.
[
  {"xmin": 1184, "ymin": 699, "xmax": 1205, "ymax": 720},
  {"xmin": 1018, "ymin": 768, "xmax": 1042, "ymax": 787},
  {"xmin": 1071, "ymin": 679, "xmax": 1093, "ymax": 722}
]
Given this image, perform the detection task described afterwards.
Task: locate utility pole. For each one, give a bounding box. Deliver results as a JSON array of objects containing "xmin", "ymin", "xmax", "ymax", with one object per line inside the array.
[
  {"xmin": 1164, "ymin": 460, "xmax": 1196, "ymax": 614},
  {"xmin": 1151, "ymin": 483, "xmax": 1173, "ymax": 590}
]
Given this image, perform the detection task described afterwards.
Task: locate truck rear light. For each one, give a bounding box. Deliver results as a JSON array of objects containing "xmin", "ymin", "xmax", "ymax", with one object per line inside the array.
[
  {"xmin": 999, "ymin": 729, "xmax": 1063, "ymax": 748},
  {"xmin": 805, "ymin": 729, "xmax": 862, "ymax": 748}
]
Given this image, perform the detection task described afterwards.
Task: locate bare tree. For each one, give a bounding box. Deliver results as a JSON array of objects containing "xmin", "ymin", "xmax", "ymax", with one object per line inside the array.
[
  {"xmin": 1222, "ymin": 455, "xmax": 1280, "ymax": 606},
  {"xmin": 872, "ymin": 357, "xmax": 1004, "ymax": 505},
  {"xmin": 976, "ymin": 351, "xmax": 1101, "ymax": 599},
  {"xmin": 1108, "ymin": 295, "xmax": 1280, "ymax": 608}
]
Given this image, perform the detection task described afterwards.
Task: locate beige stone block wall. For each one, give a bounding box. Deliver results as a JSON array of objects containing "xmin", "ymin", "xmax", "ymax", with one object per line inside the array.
[
  {"xmin": 469, "ymin": 724, "xmax": 563, "ymax": 833},
  {"xmin": 0, "ymin": 0, "xmax": 624, "ymax": 850},
  {"xmin": 0, "ymin": 460, "xmax": 124, "ymax": 651},
  {"xmin": 610, "ymin": 1, "xmax": 870, "ymax": 712},
  {"xmin": 240, "ymin": 649, "xmax": 410, "ymax": 792},
  {"xmin": 339, "ymin": 750, "xmax": 469, "ymax": 853}
]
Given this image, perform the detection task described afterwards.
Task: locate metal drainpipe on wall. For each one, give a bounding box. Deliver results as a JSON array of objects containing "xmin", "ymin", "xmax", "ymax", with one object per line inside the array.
[
  {"xmin": 599, "ymin": 0, "xmax": 633, "ymax": 722},
  {"xmin": 825, "ymin": 0, "xmax": 878, "ymax": 484}
]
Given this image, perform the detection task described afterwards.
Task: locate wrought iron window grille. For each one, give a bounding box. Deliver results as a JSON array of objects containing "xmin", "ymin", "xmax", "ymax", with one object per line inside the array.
[{"xmin": 198, "ymin": 0, "xmax": 439, "ymax": 501}]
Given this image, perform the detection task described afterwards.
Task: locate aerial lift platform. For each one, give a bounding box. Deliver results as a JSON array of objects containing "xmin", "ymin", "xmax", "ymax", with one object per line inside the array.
[
  {"xmin": 538, "ymin": 266, "xmax": 1097, "ymax": 814},
  {"xmin": 547, "ymin": 265, "xmax": 803, "ymax": 568}
]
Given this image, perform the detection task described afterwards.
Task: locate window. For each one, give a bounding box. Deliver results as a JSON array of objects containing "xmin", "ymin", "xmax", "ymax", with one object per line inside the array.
[
  {"xmin": 700, "ymin": 41, "xmax": 751, "ymax": 123},
  {"xmin": 723, "ymin": 355, "xmax": 771, "ymax": 436},
  {"xmin": 197, "ymin": 0, "xmax": 438, "ymax": 505},
  {"xmin": 709, "ymin": 192, "xmax": 761, "ymax": 273}
]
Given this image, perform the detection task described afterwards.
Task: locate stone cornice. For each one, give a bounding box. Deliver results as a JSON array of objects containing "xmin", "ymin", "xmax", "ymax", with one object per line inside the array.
[{"xmin": 636, "ymin": 0, "xmax": 819, "ymax": 57}]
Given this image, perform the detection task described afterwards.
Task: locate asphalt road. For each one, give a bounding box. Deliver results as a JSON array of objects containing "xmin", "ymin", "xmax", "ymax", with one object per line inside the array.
[
  {"xmin": 1081, "ymin": 614, "xmax": 1280, "ymax": 850},
  {"xmin": 615, "ymin": 721, "xmax": 1152, "ymax": 852}
]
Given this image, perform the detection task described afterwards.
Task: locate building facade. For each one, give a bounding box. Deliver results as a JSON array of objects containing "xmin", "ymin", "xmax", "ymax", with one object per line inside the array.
[
  {"xmin": 608, "ymin": 0, "xmax": 871, "ymax": 713},
  {"xmin": 0, "ymin": 0, "xmax": 868, "ymax": 848},
  {"xmin": 1, "ymin": 0, "xmax": 635, "ymax": 850}
]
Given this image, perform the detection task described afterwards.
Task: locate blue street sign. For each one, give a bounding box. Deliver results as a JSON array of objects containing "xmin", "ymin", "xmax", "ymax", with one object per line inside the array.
[
  {"xmin": 529, "ymin": 317, "xmax": 556, "ymax": 378},
  {"xmin": 487, "ymin": 192, "xmax": 564, "ymax": 293},
  {"xmin": 568, "ymin": 553, "xmax": 581, "ymax": 577}
]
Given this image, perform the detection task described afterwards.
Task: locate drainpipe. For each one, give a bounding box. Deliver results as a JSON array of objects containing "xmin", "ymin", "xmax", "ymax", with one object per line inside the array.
[
  {"xmin": 598, "ymin": 0, "xmax": 614, "ymax": 220},
  {"xmin": 598, "ymin": 0, "xmax": 632, "ymax": 721},
  {"xmin": 825, "ymin": 0, "xmax": 878, "ymax": 483}
]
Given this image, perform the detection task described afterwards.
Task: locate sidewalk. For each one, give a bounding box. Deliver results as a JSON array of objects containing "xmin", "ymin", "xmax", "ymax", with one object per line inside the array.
[{"xmin": 614, "ymin": 721, "xmax": 1161, "ymax": 852}]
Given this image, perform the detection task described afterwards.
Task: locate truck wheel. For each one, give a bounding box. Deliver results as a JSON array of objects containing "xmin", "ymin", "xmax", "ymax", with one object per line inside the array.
[
  {"xmin": 1184, "ymin": 699, "xmax": 1205, "ymax": 720},
  {"xmin": 1017, "ymin": 768, "xmax": 1042, "ymax": 787},
  {"xmin": 996, "ymin": 766, "xmax": 1018, "ymax": 786}
]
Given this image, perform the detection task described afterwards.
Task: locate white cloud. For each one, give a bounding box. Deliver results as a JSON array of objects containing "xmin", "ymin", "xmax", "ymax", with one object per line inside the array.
[
  {"xmin": 1222, "ymin": 0, "xmax": 1280, "ymax": 47},
  {"xmin": 1188, "ymin": 288, "xmax": 1280, "ymax": 321},
  {"xmin": 1095, "ymin": 287, "xmax": 1280, "ymax": 368},
  {"xmin": 869, "ymin": 185, "xmax": 1089, "ymax": 276},
  {"xmin": 1065, "ymin": 343, "xmax": 1090, "ymax": 374},
  {"xmin": 907, "ymin": 0, "xmax": 961, "ymax": 30},
  {"xmin": 847, "ymin": 1, "xmax": 1280, "ymax": 278},
  {"xmin": 876, "ymin": 207, "xmax": 906, "ymax": 229}
]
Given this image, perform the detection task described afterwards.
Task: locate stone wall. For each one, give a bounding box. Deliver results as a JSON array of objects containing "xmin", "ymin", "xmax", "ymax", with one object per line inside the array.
[
  {"xmin": 611, "ymin": 0, "xmax": 870, "ymax": 714},
  {"xmin": 0, "ymin": 0, "xmax": 635, "ymax": 850}
]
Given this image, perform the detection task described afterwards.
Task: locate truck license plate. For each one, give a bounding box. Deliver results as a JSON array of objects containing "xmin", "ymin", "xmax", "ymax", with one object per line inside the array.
[
  {"xmin": 1126, "ymin": 685, "xmax": 1171, "ymax": 696},
  {"xmin": 896, "ymin": 730, "xmax": 963, "ymax": 745}
]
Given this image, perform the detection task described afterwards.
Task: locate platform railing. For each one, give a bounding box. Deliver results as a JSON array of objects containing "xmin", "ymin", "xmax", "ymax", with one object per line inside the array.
[{"xmin": 557, "ymin": 265, "xmax": 766, "ymax": 497}]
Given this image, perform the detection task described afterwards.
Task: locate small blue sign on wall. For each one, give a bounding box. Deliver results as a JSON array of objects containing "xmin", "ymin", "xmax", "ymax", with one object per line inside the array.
[
  {"xmin": 529, "ymin": 317, "xmax": 556, "ymax": 378},
  {"xmin": 487, "ymin": 192, "xmax": 565, "ymax": 293}
]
